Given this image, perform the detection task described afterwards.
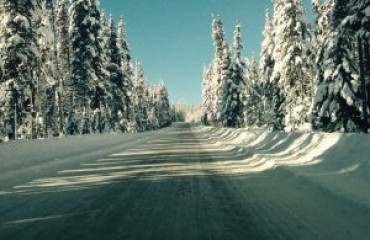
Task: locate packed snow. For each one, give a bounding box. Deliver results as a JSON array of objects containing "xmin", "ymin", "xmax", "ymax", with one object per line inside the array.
[
  {"xmin": 1, "ymin": 123, "xmax": 370, "ymax": 239},
  {"xmin": 2, "ymin": 124, "xmax": 370, "ymax": 211},
  {"xmin": 194, "ymin": 125, "xmax": 370, "ymax": 209}
]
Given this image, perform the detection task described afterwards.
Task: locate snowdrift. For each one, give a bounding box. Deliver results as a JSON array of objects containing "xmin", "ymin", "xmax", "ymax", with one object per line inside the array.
[{"xmin": 197, "ymin": 126, "xmax": 370, "ymax": 209}]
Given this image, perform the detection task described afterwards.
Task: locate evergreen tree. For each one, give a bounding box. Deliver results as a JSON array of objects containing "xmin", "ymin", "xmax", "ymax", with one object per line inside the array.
[
  {"xmin": 90, "ymin": 0, "xmax": 109, "ymax": 134},
  {"xmin": 313, "ymin": 0, "xmax": 363, "ymax": 132},
  {"xmin": 259, "ymin": 9, "xmax": 276, "ymax": 128},
  {"xmin": 210, "ymin": 16, "xmax": 233, "ymax": 126},
  {"xmin": 117, "ymin": 17, "xmax": 134, "ymax": 130},
  {"xmin": 148, "ymin": 84, "xmax": 159, "ymax": 130},
  {"xmin": 0, "ymin": 0, "xmax": 170, "ymax": 141},
  {"xmin": 0, "ymin": 2, "xmax": 4, "ymax": 82},
  {"xmin": 244, "ymin": 56, "xmax": 261, "ymax": 126},
  {"xmin": 56, "ymin": 0, "xmax": 70, "ymax": 135},
  {"xmin": 69, "ymin": 0, "xmax": 90, "ymax": 134},
  {"xmin": 218, "ymin": 29, "xmax": 233, "ymax": 126},
  {"xmin": 343, "ymin": 0, "xmax": 370, "ymax": 131},
  {"xmin": 270, "ymin": 0, "xmax": 286, "ymax": 130},
  {"xmin": 132, "ymin": 60, "xmax": 150, "ymax": 132},
  {"xmin": 56, "ymin": 0, "xmax": 70, "ymax": 86},
  {"xmin": 273, "ymin": 0, "xmax": 311, "ymax": 131},
  {"xmin": 35, "ymin": 0, "xmax": 59, "ymax": 137},
  {"xmin": 68, "ymin": 0, "xmax": 103, "ymax": 134},
  {"xmin": 0, "ymin": 0, "xmax": 40, "ymax": 140},
  {"xmin": 227, "ymin": 22, "xmax": 245, "ymax": 128},
  {"xmin": 148, "ymin": 81, "xmax": 171, "ymax": 129},
  {"xmin": 210, "ymin": 16, "xmax": 224, "ymax": 125},
  {"xmin": 107, "ymin": 15, "xmax": 125, "ymax": 132},
  {"xmin": 201, "ymin": 64, "xmax": 213, "ymax": 125},
  {"xmin": 312, "ymin": 0, "xmax": 334, "ymax": 39},
  {"xmin": 93, "ymin": 10, "xmax": 111, "ymax": 133},
  {"xmin": 311, "ymin": 0, "xmax": 334, "ymax": 107},
  {"xmin": 0, "ymin": 3, "xmax": 5, "ymax": 138},
  {"xmin": 156, "ymin": 81, "xmax": 171, "ymax": 128}
]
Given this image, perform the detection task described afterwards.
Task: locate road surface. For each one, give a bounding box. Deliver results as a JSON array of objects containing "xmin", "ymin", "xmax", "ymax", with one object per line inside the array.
[{"xmin": 0, "ymin": 123, "xmax": 369, "ymax": 240}]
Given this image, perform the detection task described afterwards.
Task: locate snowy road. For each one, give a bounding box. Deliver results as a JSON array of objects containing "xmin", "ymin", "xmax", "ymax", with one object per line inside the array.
[{"xmin": 1, "ymin": 123, "xmax": 370, "ymax": 240}]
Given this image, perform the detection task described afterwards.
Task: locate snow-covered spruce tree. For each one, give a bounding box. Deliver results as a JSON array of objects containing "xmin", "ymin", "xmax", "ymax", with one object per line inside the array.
[
  {"xmin": 55, "ymin": 0, "xmax": 70, "ymax": 135},
  {"xmin": 148, "ymin": 81, "xmax": 171, "ymax": 130},
  {"xmin": 0, "ymin": 3, "xmax": 4, "ymax": 81},
  {"xmin": 172, "ymin": 99, "xmax": 186, "ymax": 122},
  {"xmin": 304, "ymin": 27, "xmax": 319, "ymax": 105},
  {"xmin": 227, "ymin": 22, "xmax": 246, "ymax": 128},
  {"xmin": 106, "ymin": 15, "xmax": 126, "ymax": 133},
  {"xmin": 0, "ymin": 3, "xmax": 5, "ymax": 140},
  {"xmin": 311, "ymin": 0, "xmax": 337, "ymax": 130},
  {"xmin": 132, "ymin": 60, "xmax": 150, "ymax": 132},
  {"xmin": 147, "ymin": 84, "xmax": 158, "ymax": 130},
  {"xmin": 68, "ymin": 0, "xmax": 104, "ymax": 135},
  {"xmin": 34, "ymin": 0, "xmax": 59, "ymax": 138},
  {"xmin": 155, "ymin": 81, "xmax": 171, "ymax": 128},
  {"xmin": 270, "ymin": 0, "xmax": 286, "ymax": 131},
  {"xmin": 273, "ymin": 0, "xmax": 312, "ymax": 132},
  {"xmin": 201, "ymin": 64, "xmax": 213, "ymax": 125},
  {"xmin": 68, "ymin": 0, "xmax": 89, "ymax": 134},
  {"xmin": 0, "ymin": 0, "xmax": 40, "ymax": 141},
  {"xmin": 117, "ymin": 16, "xmax": 134, "ymax": 129},
  {"xmin": 312, "ymin": 0, "xmax": 335, "ymax": 44},
  {"xmin": 210, "ymin": 16, "xmax": 234, "ymax": 127},
  {"xmin": 210, "ymin": 16, "xmax": 225, "ymax": 125},
  {"xmin": 218, "ymin": 35, "xmax": 234, "ymax": 127},
  {"xmin": 117, "ymin": 17, "xmax": 132, "ymax": 75},
  {"xmin": 341, "ymin": 0, "xmax": 370, "ymax": 131},
  {"xmin": 56, "ymin": 0, "xmax": 70, "ymax": 87},
  {"xmin": 311, "ymin": 0, "xmax": 335, "ymax": 122},
  {"xmin": 313, "ymin": 0, "xmax": 364, "ymax": 132},
  {"xmin": 259, "ymin": 9, "xmax": 276, "ymax": 128},
  {"xmin": 92, "ymin": 10, "xmax": 111, "ymax": 134},
  {"xmin": 90, "ymin": 0, "xmax": 111, "ymax": 134},
  {"xmin": 244, "ymin": 56, "xmax": 261, "ymax": 127}
]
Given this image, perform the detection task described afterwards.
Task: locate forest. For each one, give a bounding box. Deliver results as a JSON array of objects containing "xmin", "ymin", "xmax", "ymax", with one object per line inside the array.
[
  {"xmin": 202, "ymin": 0, "xmax": 370, "ymax": 133},
  {"xmin": 0, "ymin": 0, "xmax": 172, "ymax": 142},
  {"xmin": 2, "ymin": 0, "xmax": 369, "ymax": 144}
]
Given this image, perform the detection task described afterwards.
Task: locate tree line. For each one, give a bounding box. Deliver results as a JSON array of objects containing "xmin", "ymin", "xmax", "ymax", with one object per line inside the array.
[
  {"xmin": 0, "ymin": 0, "xmax": 172, "ymax": 142},
  {"xmin": 202, "ymin": 0, "xmax": 370, "ymax": 133}
]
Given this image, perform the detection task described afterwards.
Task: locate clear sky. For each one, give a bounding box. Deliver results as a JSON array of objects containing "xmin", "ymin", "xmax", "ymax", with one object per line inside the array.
[{"xmin": 100, "ymin": 0, "xmax": 312, "ymax": 105}]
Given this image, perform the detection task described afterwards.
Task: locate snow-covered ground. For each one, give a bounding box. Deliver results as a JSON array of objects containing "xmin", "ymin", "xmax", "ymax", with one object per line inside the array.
[
  {"xmin": 1, "ymin": 123, "xmax": 370, "ymax": 239},
  {"xmin": 1, "ymin": 123, "xmax": 370, "ymax": 208},
  {"xmin": 0, "ymin": 129, "xmax": 171, "ymax": 189},
  {"xmin": 197, "ymin": 125, "xmax": 370, "ymax": 209}
]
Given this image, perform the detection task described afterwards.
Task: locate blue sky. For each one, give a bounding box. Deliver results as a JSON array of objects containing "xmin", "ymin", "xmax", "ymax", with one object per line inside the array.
[{"xmin": 100, "ymin": 0, "xmax": 312, "ymax": 105}]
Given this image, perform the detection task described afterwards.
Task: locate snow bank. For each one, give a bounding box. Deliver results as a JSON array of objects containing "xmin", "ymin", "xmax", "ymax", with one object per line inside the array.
[
  {"xmin": 200, "ymin": 126, "xmax": 370, "ymax": 209},
  {"xmin": 0, "ymin": 130, "xmax": 162, "ymax": 174}
]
